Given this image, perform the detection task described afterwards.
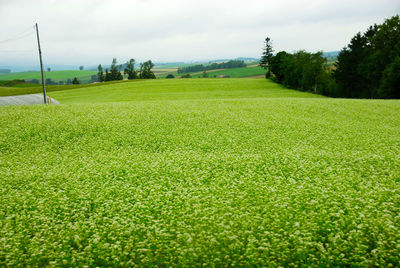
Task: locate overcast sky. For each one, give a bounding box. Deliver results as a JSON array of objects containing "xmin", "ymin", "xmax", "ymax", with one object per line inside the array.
[{"xmin": 0, "ymin": 0, "xmax": 399, "ymax": 66}]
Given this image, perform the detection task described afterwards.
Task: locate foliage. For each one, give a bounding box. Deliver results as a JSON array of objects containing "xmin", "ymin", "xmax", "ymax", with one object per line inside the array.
[
  {"xmin": 260, "ymin": 37, "xmax": 273, "ymax": 78},
  {"xmin": 124, "ymin": 59, "xmax": 137, "ymax": 80},
  {"xmin": 0, "ymin": 70, "xmax": 98, "ymax": 84},
  {"xmin": 97, "ymin": 64, "xmax": 104, "ymax": 82},
  {"xmin": 270, "ymin": 50, "xmax": 336, "ymax": 95},
  {"xmin": 177, "ymin": 60, "xmax": 246, "ymax": 74},
  {"xmin": 72, "ymin": 77, "xmax": 80, "ymax": 84},
  {"xmin": 79, "ymin": 66, "xmax": 84, "ymax": 71},
  {"xmin": 334, "ymin": 15, "xmax": 400, "ymax": 98},
  {"xmin": 138, "ymin": 60, "xmax": 156, "ymax": 79},
  {"xmin": 45, "ymin": 78, "xmax": 57, "ymax": 85},
  {"xmin": 0, "ymin": 80, "xmax": 399, "ymax": 266},
  {"xmin": 109, "ymin": 58, "xmax": 123, "ymax": 81}
]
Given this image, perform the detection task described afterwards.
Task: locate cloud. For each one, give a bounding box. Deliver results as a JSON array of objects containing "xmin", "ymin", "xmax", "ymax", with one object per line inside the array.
[{"xmin": 0, "ymin": 0, "xmax": 399, "ymax": 65}]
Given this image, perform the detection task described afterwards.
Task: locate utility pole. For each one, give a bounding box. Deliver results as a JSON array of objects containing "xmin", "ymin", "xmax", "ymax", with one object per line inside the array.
[{"xmin": 35, "ymin": 23, "xmax": 47, "ymax": 104}]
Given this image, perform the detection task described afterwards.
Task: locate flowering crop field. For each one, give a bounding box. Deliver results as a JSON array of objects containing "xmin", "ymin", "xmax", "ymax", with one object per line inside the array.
[{"xmin": 1, "ymin": 79, "xmax": 399, "ymax": 266}]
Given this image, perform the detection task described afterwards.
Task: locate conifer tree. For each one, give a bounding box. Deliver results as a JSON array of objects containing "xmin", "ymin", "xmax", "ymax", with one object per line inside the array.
[{"xmin": 260, "ymin": 37, "xmax": 273, "ymax": 78}]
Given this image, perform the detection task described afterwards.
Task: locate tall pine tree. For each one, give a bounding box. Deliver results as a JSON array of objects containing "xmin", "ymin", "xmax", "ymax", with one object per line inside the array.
[{"xmin": 260, "ymin": 37, "xmax": 273, "ymax": 78}]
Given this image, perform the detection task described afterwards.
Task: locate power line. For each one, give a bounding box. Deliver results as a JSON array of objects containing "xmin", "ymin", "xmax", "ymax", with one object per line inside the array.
[{"xmin": 0, "ymin": 26, "xmax": 35, "ymax": 45}]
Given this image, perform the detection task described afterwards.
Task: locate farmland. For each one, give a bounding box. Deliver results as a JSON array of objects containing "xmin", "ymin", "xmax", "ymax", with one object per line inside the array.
[
  {"xmin": 157, "ymin": 65, "xmax": 265, "ymax": 78},
  {"xmin": 0, "ymin": 70, "xmax": 97, "ymax": 83},
  {"xmin": 1, "ymin": 79, "xmax": 399, "ymax": 266}
]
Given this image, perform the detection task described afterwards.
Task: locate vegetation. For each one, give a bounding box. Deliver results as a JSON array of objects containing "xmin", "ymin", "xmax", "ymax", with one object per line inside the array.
[
  {"xmin": 124, "ymin": 59, "xmax": 137, "ymax": 80},
  {"xmin": 162, "ymin": 66, "xmax": 265, "ymax": 79},
  {"xmin": 270, "ymin": 50, "xmax": 335, "ymax": 95},
  {"xmin": 0, "ymin": 80, "xmax": 132, "ymax": 97},
  {"xmin": 166, "ymin": 74, "xmax": 175, "ymax": 79},
  {"xmin": 138, "ymin": 60, "xmax": 156, "ymax": 79},
  {"xmin": 72, "ymin": 77, "xmax": 80, "ymax": 84},
  {"xmin": 1, "ymin": 79, "xmax": 399, "ymax": 266},
  {"xmin": 105, "ymin": 58, "xmax": 123, "ymax": 82},
  {"xmin": 259, "ymin": 37, "xmax": 273, "ymax": 78},
  {"xmin": 177, "ymin": 60, "xmax": 246, "ymax": 74},
  {"xmin": 334, "ymin": 15, "xmax": 400, "ymax": 99},
  {"xmin": 0, "ymin": 70, "xmax": 97, "ymax": 84}
]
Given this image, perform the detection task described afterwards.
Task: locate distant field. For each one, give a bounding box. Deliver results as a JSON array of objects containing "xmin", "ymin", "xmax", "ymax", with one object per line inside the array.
[
  {"xmin": 158, "ymin": 66, "xmax": 266, "ymax": 78},
  {"xmin": 0, "ymin": 70, "xmax": 97, "ymax": 83},
  {"xmin": 0, "ymin": 80, "xmax": 131, "ymax": 97}
]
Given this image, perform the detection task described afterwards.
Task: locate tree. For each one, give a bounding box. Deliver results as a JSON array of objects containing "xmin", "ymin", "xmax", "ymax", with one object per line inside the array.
[
  {"xmin": 166, "ymin": 74, "xmax": 175, "ymax": 79},
  {"xmin": 138, "ymin": 60, "xmax": 156, "ymax": 79},
  {"xmin": 89, "ymin": 74, "xmax": 98, "ymax": 83},
  {"xmin": 124, "ymin": 59, "xmax": 137, "ymax": 79},
  {"xmin": 79, "ymin": 66, "xmax": 84, "ymax": 70},
  {"xmin": 202, "ymin": 71, "xmax": 209, "ymax": 78},
  {"xmin": 260, "ymin": 37, "xmax": 273, "ymax": 78},
  {"xmin": 45, "ymin": 78, "xmax": 57, "ymax": 85},
  {"xmin": 97, "ymin": 64, "xmax": 104, "ymax": 82},
  {"xmin": 104, "ymin": 69, "xmax": 111, "ymax": 82},
  {"xmin": 110, "ymin": 58, "xmax": 123, "ymax": 81},
  {"xmin": 379, "ymin": 56, "xmax": 400, "ymax": 99},
  {"xmin": 47, "ymin": 67, "xmax": 51, "ymax": 72},
  {"xmin": 181, "ymin": 74, "xmax": 191, "ymax": 78},
  {"xmin": 66, "ymin": 78, "xmax": 72, "ymax": 85},
  {"xmin": 334, "ymin": 15, "xmax": 400, "ymax": 98},
  {"xmin": 72, "ymin": 77, "xmax": 80, "ymax": 84}
]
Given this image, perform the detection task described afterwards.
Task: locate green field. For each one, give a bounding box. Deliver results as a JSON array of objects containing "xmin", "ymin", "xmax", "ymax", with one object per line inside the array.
[
  {"xmin": 159, "ymin": 66, "xmax": 266, "ymax": 78},
  {"xmin": 0, "ymin": 70, "xmax": 97, "ymax": 83},
  {"xmin": 1, "ymin": 79, "xmax": 399, "ymax": 266}
]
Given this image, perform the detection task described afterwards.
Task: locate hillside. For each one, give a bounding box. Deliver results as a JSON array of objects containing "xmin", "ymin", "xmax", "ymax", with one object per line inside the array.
[
  {"xmin": 0, "ymin": 70, "xmax": 97, "ymax": 83},
  {"xmin": 1, "ymin": 79, "xmax": 399, "ymax": 266}
]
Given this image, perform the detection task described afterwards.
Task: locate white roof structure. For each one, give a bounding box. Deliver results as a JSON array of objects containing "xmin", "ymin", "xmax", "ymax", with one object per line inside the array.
[{"xmin": 0, "ymin": 94, "xmax": 59, "ymax": 106}]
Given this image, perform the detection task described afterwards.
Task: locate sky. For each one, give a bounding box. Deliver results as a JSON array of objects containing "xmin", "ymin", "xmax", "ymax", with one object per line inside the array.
[{"xmin": 0, "ymin": 0, "xmax": 399, "ymax": 67}]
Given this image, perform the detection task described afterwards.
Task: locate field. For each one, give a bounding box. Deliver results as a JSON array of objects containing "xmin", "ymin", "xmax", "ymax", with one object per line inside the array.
[
  {"xmin": 1, "ymin": 79, "xmax": 399, "ymax": 266},
  {"xmin": 0, "ymin": 70, "xmax": 97, "ymax": 83},
  {"xmin": 158, "ymin": 66, "xmax": 265, "ymax": 78}
]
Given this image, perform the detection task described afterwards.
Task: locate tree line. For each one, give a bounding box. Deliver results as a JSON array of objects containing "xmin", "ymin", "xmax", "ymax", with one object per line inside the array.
[
  {"xmin": 262, "ymin": 15, "xmax": 400, "ymax": 99},
  {"xmin": 97, "ymin": 58, "xmax": 156, "ymax": 82},
  {"xmin": 177, "ymin": 60, "xmax": 246, "ymax": 74}
]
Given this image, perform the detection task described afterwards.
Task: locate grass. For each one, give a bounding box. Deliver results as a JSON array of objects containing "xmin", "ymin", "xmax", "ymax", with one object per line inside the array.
[
  {"xmin": 50, "ymin": 79, "xmax": 319, "ymax": 103},
  {"xmin": 0, "ymin": 79, "xmax": 399, "ymax": 266},
  {"xmin": 0, "ymin": 70, "xmax": 97, "ymax": 83},
  {"xmin": 158, "ymin": 66, "xmax": 266, "ymax": 78},
  {"xmin": 191, "ymin": 66, "xmax": 266, "ymax": 78},
  {"xmin": 0, "ymin": 80, "xmax": 131, "ymax": 97}
]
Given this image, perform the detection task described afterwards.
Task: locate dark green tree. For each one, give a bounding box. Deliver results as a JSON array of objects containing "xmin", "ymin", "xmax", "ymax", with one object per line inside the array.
[
  {"xmin": 335, "ymin": 15, "xmax": 400, "ymax": 98},
  {"xmin": 124, "ymin": 59, "xmax": 137, "ymax": 79},
  {"xmin": 139, "ymin": 60, "xmax": 156, "ymax": 79},
  {"xmin": 379, "ymin": 56, "xmax": 400, "ymax": 98},
  {"xmin": 72, "ymin": 77, "xmax": 79, "ymax": 84},
  {"xmin": 166, "ymin": 74, "xmax": 175, "ymax": 79},
  {"xmin": 202, "ymin": 71, "xmax": 209, "ymax": 78},
  {"xmin": 79, "ymin": 66, "xmax": 84, "ymax": 70},
  {"xmin": 97, "ymin": 64, "xmax": 104, "ymax": 82},
  {"xmin": 110, "ymin": 58, "xmax": 123, "ymax": 81},
  {"xmin": 260, "ymin": 37, "xmax": 273, "ymax": 78}
]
